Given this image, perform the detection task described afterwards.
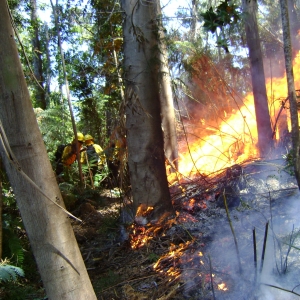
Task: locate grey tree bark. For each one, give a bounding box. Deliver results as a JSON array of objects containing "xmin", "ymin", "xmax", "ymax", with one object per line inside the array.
[
  {"xmin": 157, "ymin": 2, "xmax": 178, "ymax": 171},
  {"xmin": 242, "ymin": 0, "xmax": 274, "ymax": 157},
  {"xmin": 0, "ymin": 2, "xmax": 97, "ymax": 299},
  {"xmin": 121, "ymin": 0, "xmax": 174, "ymax": 220},
  {"xmin": 279, "ymin": 0, "xmax": 300, "ymax": 188}
]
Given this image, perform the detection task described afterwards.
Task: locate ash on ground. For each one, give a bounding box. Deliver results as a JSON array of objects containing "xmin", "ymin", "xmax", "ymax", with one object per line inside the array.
[{"xmin": 169, "ymin": 158, "xmax": 300, "ymax": 299}]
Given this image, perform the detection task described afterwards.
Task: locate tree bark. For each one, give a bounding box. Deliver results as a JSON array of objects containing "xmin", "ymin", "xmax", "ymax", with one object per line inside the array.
[
  {"xmin": 242, "ymin": 0, "xmax": 274, "ymax": 157},
  {"xmin": 0, "ymin": 2, "xmax": 96, "ymax": 299},
  {"xmin": 121, "ymin": 0, "xmax": 174, "ymax": 221},
  {"xmin": 279, "ymin": 0, "xmax": 300, "ymax": 188},
  {"xmin": 157, "ymin": 2, "xmax": 178, "ymax": 171}
]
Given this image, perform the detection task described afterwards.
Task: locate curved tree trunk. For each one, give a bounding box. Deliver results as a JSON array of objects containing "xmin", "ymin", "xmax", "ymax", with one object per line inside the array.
[
  {"xmin": 280, "ymin": 0, "xmax": 300, "ymax": 188},
  {"xmin": 242, "ymin": 0, "xmax": 274, "ymax": 157},
  {"xmin": 0, "ymin": 2, "xmax": 96, "ymax": 299},
  {"xmin": 121, "ymin": 0, "xmax": 174, "ymax": 221}
]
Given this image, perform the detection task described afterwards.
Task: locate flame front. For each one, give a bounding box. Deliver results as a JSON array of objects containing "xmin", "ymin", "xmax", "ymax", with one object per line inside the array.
[
  {"xmin": 175, "ymin": 52, "xmax": 300, "ymax": 179},
  {"xmin": 178, "ymin": 97, "xmax": 258, "ymax": 177}
]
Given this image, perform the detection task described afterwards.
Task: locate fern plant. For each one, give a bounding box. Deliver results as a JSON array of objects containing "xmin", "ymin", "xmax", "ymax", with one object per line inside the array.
[
  {"xmin": 3, "ymin": 214, "xmax": 25, "ymax": 266},
  {"xmin": 2, "ymin": 171, "xmax": 26, "ymax": 266},
  {"xmin": 0, "ymin": 260, "xmax": 24, "ymax": 282}
]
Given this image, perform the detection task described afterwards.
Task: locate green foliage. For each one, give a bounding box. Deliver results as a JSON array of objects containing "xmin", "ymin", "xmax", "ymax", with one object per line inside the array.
[
  {"xmin": 34, "ymin": 105, "xmax": 76, "ymax": 164},
  {"xmin": 0, "ymin": 280, "xmax": 46, "ymax": 300},
  {"xmin": 2, "ymin": 214, "xmax": 25, "ymax": 266},
  {"xmin": 201, "ymin": 0, "xmax": 240, "ymax": 33},
  {"xmin": 282, "ymin": 151, "xmax": 295, "ymax": 175},
  {"xmin": 148, "ymin": 252, "xmax": 160, "ymax": 263},
  {"xmin": 1, "ymin": 173, "xmax": 26, "ymax": 267},
  {"xmin": 200, "ymin": 0, "xmax": 241, "ymax": 52},
  {"xmin": 0, "ymin": 261, "xmax": 24, "ymax": 283}
]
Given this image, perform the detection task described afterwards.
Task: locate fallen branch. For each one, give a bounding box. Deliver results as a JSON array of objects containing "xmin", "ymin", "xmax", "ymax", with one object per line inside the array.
[
  {"xmin": 260, "ymin": 221, "xmax": 269, "ymax": 273},
  {"xmin": 261, "ymin": 283, "xmax": 300, "ymax": 297},
  {"xmin": 223, "ymin": 191, "xmax": 242, "ymax": 274}
]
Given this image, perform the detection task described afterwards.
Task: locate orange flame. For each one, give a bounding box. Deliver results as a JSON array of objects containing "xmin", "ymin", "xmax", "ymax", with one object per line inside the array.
[
  {"xmin": 176, "ymin": 52, "xmax": 300, "ymax": 179},
  {"xmin": 218, "ymin": 282, "xmax": 228, "ymax": 291}
]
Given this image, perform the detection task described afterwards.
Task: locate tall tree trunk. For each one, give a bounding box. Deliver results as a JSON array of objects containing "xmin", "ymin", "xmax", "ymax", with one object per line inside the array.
[
  {"xmin": 121, "ymin": 0, "xmax": 174, "ymax": 220},
  {"xmin": 0, "ymin": 2, "xmax": 96, "ymax": 299},
  {"xmin": 279, "ymin": 0, "xmax": 300, "ymax": 188},
  {"xmin": 112, "ymin": 37, "xmax": 125, "ymax": 102},
  {"xmin": 157, "ymin": 2, "xmax": 178, "ymax": 170},
  {"xmin": 288, "ymin": 0, "xmax": 300, "ymax": 54},
  {"xmin": 190, "ymin": 0, "xmax": 198, "ymax": 41},
  {"xmin": 242, "ymin": 0, "xmax": 274, "ymax": 157},
  {"xmin": 44, "ymin": 23, "xmax": 51, "ymax": 106},
  {"xmin": 30, "ymin": 0, "xmax": 46, "ymax": 109},
  {"xmin": 50, "ymin": 0, "xmax": 84, "ymax": 184}
]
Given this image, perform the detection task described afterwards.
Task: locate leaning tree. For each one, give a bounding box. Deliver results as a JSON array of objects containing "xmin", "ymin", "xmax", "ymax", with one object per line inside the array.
[{"xmin": 0, "ymin": 1, "xmax": 96, "ymax": 299}]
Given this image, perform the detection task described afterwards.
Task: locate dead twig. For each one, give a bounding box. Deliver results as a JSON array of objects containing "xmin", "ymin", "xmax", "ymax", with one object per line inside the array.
[
  {"xmin": 261, "ymin": 283, "xmax": 300, "ymax": 297},
  {"xmin": 208, "ymin": 254, "xmax": 216, "ymax": 300},
  {"xmin": 253, "ymin": 227, "xmax": 257, "ymax": 282},
  {"xmin": 223, "ymin": 191, "xmax": 242, "ymax": 274},
  {"xmin": 260, "ymin": 221, "xmax": 269, "ymax": 273}
]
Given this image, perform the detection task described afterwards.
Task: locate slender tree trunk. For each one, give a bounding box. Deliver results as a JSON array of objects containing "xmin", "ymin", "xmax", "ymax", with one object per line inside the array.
[
  {"xmin": 190, "ymin": 0, "xmax": 198, "ymax": 41},
  {"xmin": 30, "ymin": 0, "xmax": 46, "ymax": 109},
  {"xmin": 44, "ymin": 23, "xmax": 51, "ymax": 106},
  {"xmin": 50, "ymin": 0, "xmax": 84, "ymax": 184},
  {"xmin": 112, "ymin": 38, "xmax": 125, "ymax": 102},
  {"xmin": 0, "ymin": 2, "xmax": 96, "ymax": 298},
  {"xmin": 279, "ymin": 0, "xmax": 300, "ymax": 188},
  {"xmin": 157, "ymin": 2, "xmax": 178, "ymax": 170},
  {"xmin": 242, "ymin": 0, "xmax": 274, "ymax": 157},
  {"xmin": 121, "ymin": 0, "xmax": 174, "ymax": 220}
]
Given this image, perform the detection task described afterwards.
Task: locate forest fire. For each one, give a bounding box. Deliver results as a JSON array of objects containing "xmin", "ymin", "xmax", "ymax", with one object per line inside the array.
[
  {"xmin": 175, "ymin": 52, "xmax": 300, "ymax": 180},
  {"xmin": 178, "ymin": 98, "xmax": 258, "ymax": 178},
  {"xmin": 128, "ymin": 53, "xmax": 300, "ymax": 299},
  {"xmin": 129, "ymin": 205, "xmax": 176, "ymax": 249}
]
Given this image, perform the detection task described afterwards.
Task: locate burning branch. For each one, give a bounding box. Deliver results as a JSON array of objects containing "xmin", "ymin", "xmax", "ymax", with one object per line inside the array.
[{"xmin": 129, "ymin": 205, "xmax": 176, "ymax": 249}]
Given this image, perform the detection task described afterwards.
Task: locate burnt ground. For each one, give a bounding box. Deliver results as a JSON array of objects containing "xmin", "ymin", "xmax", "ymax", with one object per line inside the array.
[{"xmin": 66, "ymin": 157, "xmax": 300, "ymax": 300}]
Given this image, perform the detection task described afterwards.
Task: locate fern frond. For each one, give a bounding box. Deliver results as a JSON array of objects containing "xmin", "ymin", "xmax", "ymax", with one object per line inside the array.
[
  {"xmin": 8, "ymin": 235, "xmax": 25, "ymax": 265},
  {"xmin": 0, "ymin": 263, "xmax": 24, "ymax": 282}
]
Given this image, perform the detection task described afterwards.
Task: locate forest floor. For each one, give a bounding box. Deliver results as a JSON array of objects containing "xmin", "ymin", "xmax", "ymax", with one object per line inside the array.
[
  {"xmin": 69, "ymin": 157, "xmax": 300, "ymax": 300},
  {"xmin": 3, "ymin": 157, "xmax": 300, "ymax": 300}
]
